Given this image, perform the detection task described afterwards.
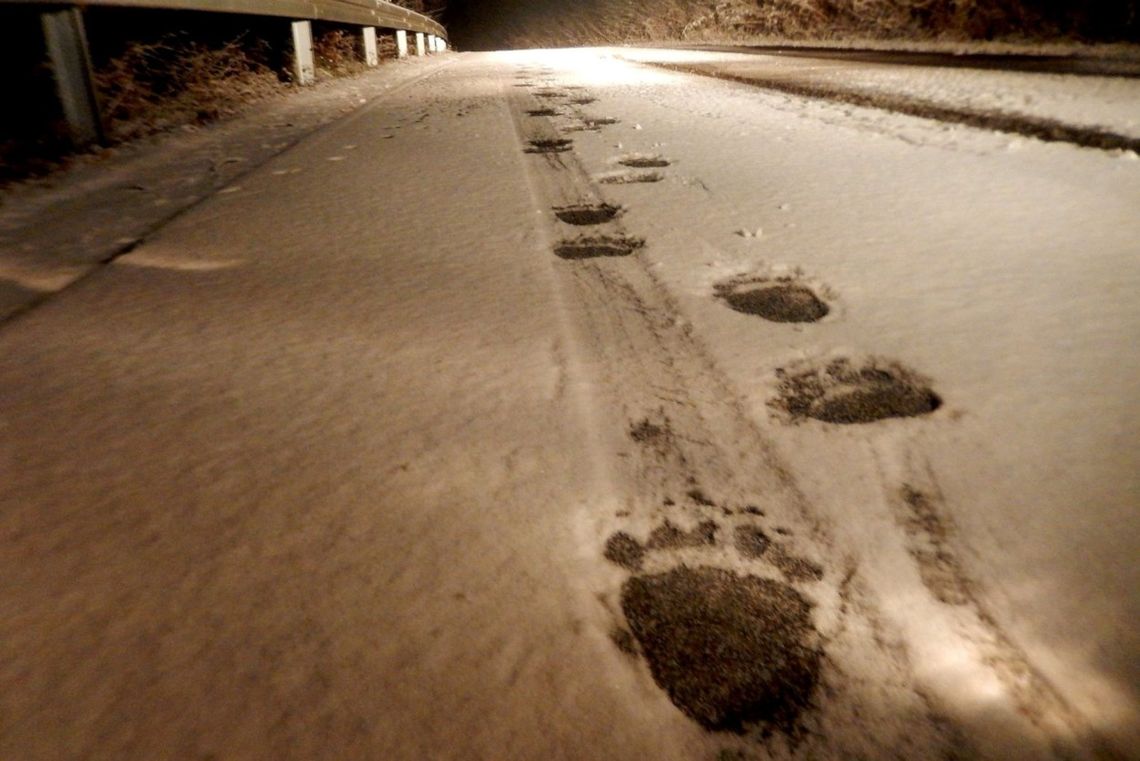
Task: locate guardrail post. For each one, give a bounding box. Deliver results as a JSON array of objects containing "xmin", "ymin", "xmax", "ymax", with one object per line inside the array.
[
  {"xmin": 426, "ymin": 33, "xmax": 436, "ymax": 53},
  {"xmin": 415, "ymin": 31, "xmax": 425, "ymax": 57},
  {"xmin": 395, "ymin": 29, "xmax": 408, "ymax": 58},
  {"xmin": 362, "ymin": 27, "xmax": 378, "ymax": 67},
  {"xmin": 40, "ymin": 7, "xmax": 103, "ymax": 146},
  {"xmin": 290, "ymin": 20, "xmax": 315, "ymax": 85},
  {"xmin": 438, "ymin": 38, "xmax": 447, "ymax": 52}
]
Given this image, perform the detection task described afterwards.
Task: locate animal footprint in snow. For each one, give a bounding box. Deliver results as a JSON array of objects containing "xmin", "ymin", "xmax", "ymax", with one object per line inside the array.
[
  {"xmin": 597, "ymin": 170, "xmax": 664, "ymax": 185},
  {"xmin": 771, "ymin": 356, "xmax": 942, "ymax": 424},
  {"xmin": 604, "ymin": 519, "xmax": 717, "ymax": 571},
  {"xmin": 715, "ymin": 275, "xmax": 830, "ymax": 324},
  {"xmin": 603, "ymin": 516, "xmax": 824, "ymax": 733},
  {"xmin": 566, "ymin": 116, "xmax": 618, "ymax": 133},
  {"xmin": 553, "ymin": 202, "xmax": 621, "ymax": 226},
  {"xmin": 618, "ymin": 154, "xmax": 671, "ymax": 168},
  {"xmin": 553, "ymin": 234, "xmax": 643, "ymax": 260},
  {"xmin": 526, "ymin": 138, "xmax": 573, "ymax": 154},
  {"xmin": 733, "ymin": 525, "xmax": 823, "ymax": 581}
]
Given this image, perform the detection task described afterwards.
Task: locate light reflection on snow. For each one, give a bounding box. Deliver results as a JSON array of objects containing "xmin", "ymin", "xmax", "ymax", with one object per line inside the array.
[
  {"xmin": 0, "ymin": 260, "xmax": 89, "ymax": 292},
  {"xmin": 489, "ymin": 47, "xmax": 667, "ymax": 88},
  {"xmin": 116, "ymin": 246, "xmax": 244, "ymax": 272}
]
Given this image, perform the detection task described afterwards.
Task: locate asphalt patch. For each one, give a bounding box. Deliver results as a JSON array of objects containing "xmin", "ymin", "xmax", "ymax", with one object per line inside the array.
[
  {"xmin": 718, "ymin": 282, "xmax": 829, "ymax": 323},
  {"xmin": 620, "ymin": 156, "xmax": 671, "ymax": 168},
  {"xmin": 554, "ymin": 203, "xmax": 621, "ymax": 225},
  {"xmin": 526, "ymin": 138, "xmax": 573, "ymax": 154},
  {"xmin": 734, "ymin": 526, "xmax": 770, "ymax": 558},
  {"xmin": 773, "ymin": 358, "xmax": 942, "ymax": 424},
  {"xmin": 769, "ymin": 547, "xmax": 824, "ymax": 582},
  {"xmin": 555, "ymin": 235, "xmax": 644, "ymax": 260},
  {"xmin": 605, "ymin": 531, "xmax": 645, "ymax": 571},
  {"xmin": 570, "ymin": 97, "xmax": 598, "ymax": 105},
  {"xmin": 646, "ymin": 520, "xmax": 718, "ymax": 550},
  {"xmin": 621, "ymin": 566, "xmax": 821, "ymax": 732},
  {"xmin": 687, "ymin": 488, "xmax": 717, "ymax": 507},
  {"xmin": 527, "ymin": 108, "xmax": 558, "ymax": 117},
  {"xmin": 629, "ymin": 418, "xmax": 668, "ymax": 442}
]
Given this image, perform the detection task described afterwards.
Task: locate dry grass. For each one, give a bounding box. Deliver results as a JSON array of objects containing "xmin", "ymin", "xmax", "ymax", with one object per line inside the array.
[
  {"xmin": 1, "ymin": 11, "xmax": 441, "ymax": 185},
  {"xmin": 93, "ymin": 34, "xmax": 286, "ymax": 143},
  {"xmin": 0, "ymin": 132, "xmax": 70, "ymax": 186},
  {"xmin": 313, "ymin": 29, "xmax": 367, "ymax": 78},
  {"xmin": 720, "ymin": 0, "xmax": 1056, "ymax": 40},
  {"xmin": 90, "ymin": 26, "xmax": 391, "ymax": 145}
]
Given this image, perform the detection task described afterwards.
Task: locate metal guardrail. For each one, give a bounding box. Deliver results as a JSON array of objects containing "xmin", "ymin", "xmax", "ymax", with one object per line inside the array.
[
  {"xmin": 2, "ymin": 0, "xmax": 448, "ymax": 145},
  {"xmin": 7, "ymin": 0, "xmax": 446, "ymax": 37}
]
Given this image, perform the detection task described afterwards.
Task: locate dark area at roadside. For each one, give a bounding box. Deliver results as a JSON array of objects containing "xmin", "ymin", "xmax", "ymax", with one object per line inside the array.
[
  {"xmin": 0, "ymin": 1, "xmax": 443, "ymax": 188},
  {"xmin": 445, "ymin": 0, "xmax": 1140, "ymax": 50},
  {"xmin": 676, "ymin": 44, "xmax": 1140, "ymax": 77}
]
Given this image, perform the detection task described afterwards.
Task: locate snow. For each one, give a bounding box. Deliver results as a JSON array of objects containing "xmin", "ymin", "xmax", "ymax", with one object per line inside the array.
[
  {"xmin": 2, "ymin": 46, "xmax": 1138, "ymax": 760},
  {"xmin": 0, "ymin": 56, "xmax": 454, "ymax": 321},
  {"xmin": 619, "ymin": 47, "xmax": 1140, "ymax": 141},
  {"xmin": 547, "ymin": 46, "xmax": 1140, "ymax": 752}
]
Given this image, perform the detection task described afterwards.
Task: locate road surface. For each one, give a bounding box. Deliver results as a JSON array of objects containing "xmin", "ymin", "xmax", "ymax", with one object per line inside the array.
[{"xmin": 2, "ymin": 48, "xmax": 1138, "ymax": 760}]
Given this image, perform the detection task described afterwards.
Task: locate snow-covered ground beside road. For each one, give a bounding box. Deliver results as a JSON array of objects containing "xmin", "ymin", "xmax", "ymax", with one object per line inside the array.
[
  {"xmin": 1, "ymin": 46, "xmax": 1137, "ymax": 761},
  {"xmin": 620, "ymin": 47, "xmax": 1140, "ymax": 142},
  {"xmin": 542, "ymin": 46, "xmax": 1140, "ymax": 753}
]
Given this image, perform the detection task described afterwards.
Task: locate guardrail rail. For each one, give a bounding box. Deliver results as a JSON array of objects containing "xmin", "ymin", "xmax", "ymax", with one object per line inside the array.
[{"xmin": 2, "ymin": 0, "xmax": 449, "ymax": 145}]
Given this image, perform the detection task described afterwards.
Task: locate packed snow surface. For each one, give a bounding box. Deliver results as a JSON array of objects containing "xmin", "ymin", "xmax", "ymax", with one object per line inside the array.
[
  {"xmin": 621, "ymin": 47, "xmax": 1140, "ymax": 140},
  {"xmin": 1, "ymin": 47, "xmax": 1137, "ymax": 761}
]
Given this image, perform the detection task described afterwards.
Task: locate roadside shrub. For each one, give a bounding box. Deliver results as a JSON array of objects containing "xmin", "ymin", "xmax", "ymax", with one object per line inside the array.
[
  {"xmin": 313, "ymin": 28, "xmax": 365, "ymax": 78},
  {"xmin": 93, "ymin": 33, "xmax": 285, "ymax": 142},
  {"xmin": 449, "ymin": 0, "xmax": 1138, "ymax": 47},
  {"xmin": 727, "ymin": 0, "xmax": 1056, "ymax": 40}
]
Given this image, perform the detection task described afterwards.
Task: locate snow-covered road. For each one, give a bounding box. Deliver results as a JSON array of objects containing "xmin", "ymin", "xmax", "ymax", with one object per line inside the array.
[{"xmin": 2, "ymin": 49, "xmax": 1137, "ymax": 760}]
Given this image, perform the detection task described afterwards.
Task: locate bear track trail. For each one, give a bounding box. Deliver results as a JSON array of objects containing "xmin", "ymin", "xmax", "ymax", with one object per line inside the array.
[
  {"xmin": 504, "ymin": 68, "xmax": 976, "ymax": 760},
  {"xmin": 501, "ymin": 60, "xmax": 1125, "ymax": 761}
]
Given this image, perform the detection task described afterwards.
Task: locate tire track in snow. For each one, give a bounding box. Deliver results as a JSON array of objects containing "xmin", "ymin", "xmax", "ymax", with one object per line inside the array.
[
  {"xmin": 636, "ymin": 60, "xmax": 1140, "ymax": 154},
  {"xmin": 871, "ymin": 443, "xmax": 1128, "ymax": 761}
]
